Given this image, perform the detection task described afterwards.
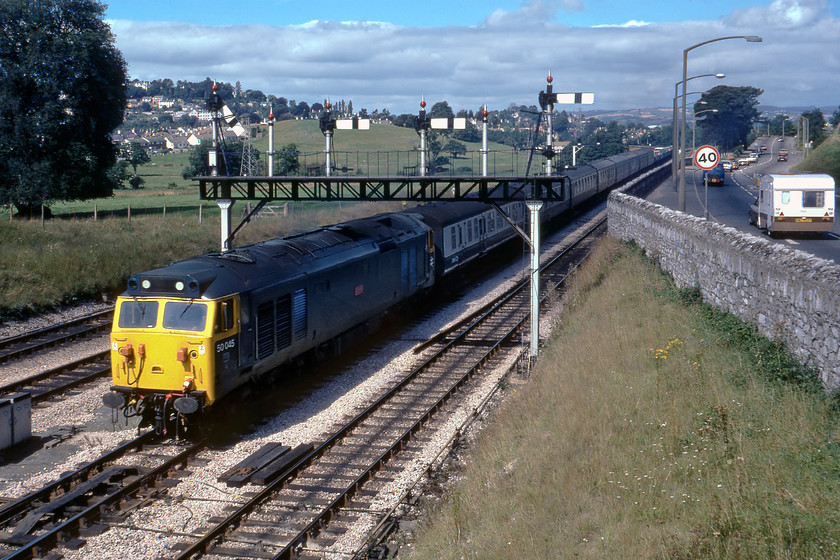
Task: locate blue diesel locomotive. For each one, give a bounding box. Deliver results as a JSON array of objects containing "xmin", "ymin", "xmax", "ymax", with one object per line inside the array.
[{"xmin": 103, "ymin": 148, "xmax": 665, "ymax": 434}]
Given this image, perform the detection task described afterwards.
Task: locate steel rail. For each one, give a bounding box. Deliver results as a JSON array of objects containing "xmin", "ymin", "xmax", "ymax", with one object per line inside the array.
[
  {"xmin": 173, "ymin": 222, "xmax": 568, "ymax": 559},
  {"xmin": 0, "ymin": 351, "xmax": 110, "ymax": 402},
  {"xmin": 0, "ymin": 431, "xmax": 156, "ymax": 526},
  {"xmin": 3, "ymin": 439, "xmax": 204, "ymax": 560},
  {"xmin": 0, "ymin": 310, "xmax": 112, "ymax": 364}
]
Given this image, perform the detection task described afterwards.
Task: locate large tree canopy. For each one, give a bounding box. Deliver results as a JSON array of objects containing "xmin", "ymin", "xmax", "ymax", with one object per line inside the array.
[
  {"xmin": 0, "ymin": 0, "xmax": 127, "ymax": 214},
  {"xmin": 694, "ymin": 86, "xmax": 763, "ymax": 151}
]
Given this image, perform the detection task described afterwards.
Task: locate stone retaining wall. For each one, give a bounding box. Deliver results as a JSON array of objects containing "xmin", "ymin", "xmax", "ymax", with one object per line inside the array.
[{"xmin": 608, "ymin": 190, "xmax": 840, "ymax": 391}]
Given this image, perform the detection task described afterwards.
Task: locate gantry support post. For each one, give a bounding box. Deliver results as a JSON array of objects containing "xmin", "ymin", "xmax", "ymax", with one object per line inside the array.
[{"xmin": 526, "ymin": 200, "xmax": 543, "ymax": 359}]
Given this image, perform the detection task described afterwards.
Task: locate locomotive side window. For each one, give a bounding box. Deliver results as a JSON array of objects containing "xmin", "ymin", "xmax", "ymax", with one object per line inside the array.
[
  {"xmin": 215, "ymin": 299, "xmax": 235, "ymax": 333},
  {"xmin": 118, "ymin": 300, "xmax": 159, "ymax": 329},
  {"xmin": 163, "ymin": 301, "xmax": 208, "ymax": 332},
  {"xmin": 256, "ymin": 301, "xmax": 275, "ymax": 359}
]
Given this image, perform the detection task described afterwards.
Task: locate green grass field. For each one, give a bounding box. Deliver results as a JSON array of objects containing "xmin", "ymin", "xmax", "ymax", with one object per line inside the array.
[
  {"xmin": 407, "ymin": 238, "xmax": 840, "ymax": 560},
  {"xmin": 29, "ymin": 120, "xmax": 530, "ymax": 220}
]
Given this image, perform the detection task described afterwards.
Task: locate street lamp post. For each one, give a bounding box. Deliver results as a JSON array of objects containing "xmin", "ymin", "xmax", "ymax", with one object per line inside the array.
[
  {"xmin": 571, "ymin": 143, "xmax": 583, "ymax": 167},
  {"xmin": 567, "ymin": 141, "xmax": 600, "ymax": 167},
  {"xmin": 693, "ymin": 108, "xmax": 719, "ymax": 157},
  {"xmin": 680, "ymin": 35, "xmax": 762, "ymax": 212},
  {"xmin": 672, "ymin": 74, "xmax": 725, "ymax": 191}
]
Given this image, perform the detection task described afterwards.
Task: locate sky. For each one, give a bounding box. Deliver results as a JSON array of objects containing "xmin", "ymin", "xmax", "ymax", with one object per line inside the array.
[{"xmin": 104, "ymin": 0, "xmax": 840, "ymax": 115}]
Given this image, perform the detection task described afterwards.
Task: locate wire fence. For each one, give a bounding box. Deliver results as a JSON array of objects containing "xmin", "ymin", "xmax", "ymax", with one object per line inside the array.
[{"xmin": 270, "ymin": 148, "xmax": 540, "ymax": 177}]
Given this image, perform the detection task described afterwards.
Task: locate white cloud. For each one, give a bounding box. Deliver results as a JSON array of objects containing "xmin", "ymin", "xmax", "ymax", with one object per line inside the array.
[
  {"xmin": 109, "ymin": 0, "xmax": 840, "ymax": 115},
  {"xmin": 727, "ymin": 0, "xmax": 825, "ymax": 28},
  {"xmin": 593, "ymin": 20, "xmax": 652, "ymax": 28}
]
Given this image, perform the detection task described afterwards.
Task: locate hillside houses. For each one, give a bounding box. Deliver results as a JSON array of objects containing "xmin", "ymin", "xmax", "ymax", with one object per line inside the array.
[{"xmin": 111, "ymin": 126, "xmax": 243, "ymax": 155}]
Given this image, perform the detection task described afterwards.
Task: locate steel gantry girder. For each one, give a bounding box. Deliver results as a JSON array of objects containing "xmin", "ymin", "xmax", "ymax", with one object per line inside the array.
[{"xmin": 195, "ymin": 176, "xmax": 567, "ymax": 203}]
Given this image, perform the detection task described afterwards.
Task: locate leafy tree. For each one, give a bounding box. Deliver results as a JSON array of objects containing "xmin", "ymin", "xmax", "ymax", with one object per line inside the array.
[
  {"xmin": 275, "ymin": 143, "xmax": 300, "ymax": 176},
  {"xmin": 694, "ymin": 86, "xmax": 762, "ymax": 151},
  {"xmin": 453, "ymin": 122, "xmax": 481, "ymax": 143},
  {"xmin": 108, "ymin": 160, "xmax": 131, "ymax": 189},
  {"xmin": 392, "ymin": 114, "xmax": 418, "ymax": 129},
  {"xmin": 801, "ymin": 108, "xmax": 827, "ymax": 147},
  {"xmin": 830, "ymin": 105, "xmax": 840, "ymax": 128},
  {"xmin": 182, "ymin": 140, "xmax": 243, "ymax": 178},
  {"xmin": 123, "ymin": 142, "xmax": 151, "ymax": 175},
  {"xmin": 0, "ymin": 0, "xmax": 128, "ymax": 216},
  {"xmin": 429, "ymin": 101, "xmax": 454, "ymax": 119},
  {"xmin": 443, "ymin": 140, "xmax": 467, "ymax": 159}
]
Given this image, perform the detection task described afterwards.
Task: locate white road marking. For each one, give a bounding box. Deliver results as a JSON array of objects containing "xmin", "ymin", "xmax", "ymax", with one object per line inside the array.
[{"xmin": 785, "ymin": 239, "xmax": 800, "ymax": 245}]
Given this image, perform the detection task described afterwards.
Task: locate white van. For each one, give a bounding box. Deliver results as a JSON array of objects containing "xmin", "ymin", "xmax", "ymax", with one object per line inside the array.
[{"xmin": 748, "ymin": 174, "xmax": 835, "ymax": 234}]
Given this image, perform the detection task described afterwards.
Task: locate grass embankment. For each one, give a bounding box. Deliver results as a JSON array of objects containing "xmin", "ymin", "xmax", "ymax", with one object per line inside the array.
[
  {"xmin": 0, "ymin": 201, "xmax": 404, "ymax": 317},
  {"xmin": 409, "ymin": 237, "xmax": 840, "ymax": 559},
  {"xmin": 792, "ymin": 130, "xmax": 840, "ymax": 184}
]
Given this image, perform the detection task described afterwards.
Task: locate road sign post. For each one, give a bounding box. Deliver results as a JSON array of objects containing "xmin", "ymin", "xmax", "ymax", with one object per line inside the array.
[
  {"xmin": 694, "ymin": 145, "xmax": 719, "ymax": 220},
  {"xmin": 694, "ymin": 145, "xmax": 720, "ymax": 170}
]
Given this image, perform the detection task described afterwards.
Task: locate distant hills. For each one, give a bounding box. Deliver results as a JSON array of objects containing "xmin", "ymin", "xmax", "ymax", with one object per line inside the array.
[{"xmin": 590, "ymin": 105, "xmax": 836, "ymax": 127}]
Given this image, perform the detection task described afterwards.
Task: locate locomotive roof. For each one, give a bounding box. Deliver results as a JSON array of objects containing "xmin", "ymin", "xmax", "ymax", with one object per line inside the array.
[{"xmin": 122, "ymin": 212, "xmax": 429, "ymax": 300}]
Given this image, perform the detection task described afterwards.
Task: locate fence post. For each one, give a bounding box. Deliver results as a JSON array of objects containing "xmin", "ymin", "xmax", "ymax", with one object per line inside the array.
[
  {"xmin": 94, "ymin": 204, "xmax": 97, "ymax": 221},
  {"xmin": 163, "ymin": 204, "xmax": 166, "ymax": 219},
  {"xmin": 199, "ymin": 203, "xmax": 203, "ymax": 224},
  {"xmin": 128, "ymin": 204, "xmax": 131, "ymax": 226}
]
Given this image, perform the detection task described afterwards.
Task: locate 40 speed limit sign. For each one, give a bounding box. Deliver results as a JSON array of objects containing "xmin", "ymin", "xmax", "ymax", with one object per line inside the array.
[{"xmin": 694, "ymin": 145, "xmax": 720, "ymax": 170}]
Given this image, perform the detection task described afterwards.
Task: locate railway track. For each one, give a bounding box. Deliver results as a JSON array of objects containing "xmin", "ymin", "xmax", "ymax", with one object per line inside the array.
[
  {"xmin": 0, "ymin": 351, "xmax": 110, "ymax": 404},
  {"xmin": 0, "ymin": 431, "xmax": 205, "ymax": 560},
  {"xmin": 0, "ymin": 310, "xmax": 112, "ymax": 365},
  {"xmin": 165, "ymin": 218, "xmax": 606, "ymax": 560},
  {"xmin": 0, "ymin": 213, "xmax": 605, "ymax": 559}
]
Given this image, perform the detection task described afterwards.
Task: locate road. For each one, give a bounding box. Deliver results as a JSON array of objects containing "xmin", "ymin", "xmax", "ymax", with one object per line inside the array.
[{"xmin": 645, "ymin": 136, "xmax": 840, "ymax": 264}]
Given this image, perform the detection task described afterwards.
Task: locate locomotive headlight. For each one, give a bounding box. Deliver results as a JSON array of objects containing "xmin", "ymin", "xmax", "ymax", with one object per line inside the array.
[
  {"xmin": 175, "ymin": 281, "xmax": 185, "ymax": 291},
  {"xmin": 199, "ymin": 345, "xmax": 206, "ymax": 356},
  {"xmin": 141, "ymin": 279, "xmax": 151, "ymax": 290},
  {"xmin": 112, "ymin": 341, "xmax": 118, "ymax": 351}
]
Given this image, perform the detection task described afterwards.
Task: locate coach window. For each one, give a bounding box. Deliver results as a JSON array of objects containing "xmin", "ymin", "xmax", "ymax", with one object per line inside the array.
[{"xmin": 450, "ymin": 227, "xmax": 456, "ymax": 251}]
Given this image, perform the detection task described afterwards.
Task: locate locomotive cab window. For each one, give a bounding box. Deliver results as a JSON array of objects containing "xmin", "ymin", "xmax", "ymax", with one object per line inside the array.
[
  {"xmin": 163, "ymin": 301, "xmax": 208, "ymax": 332},
  {"xmin": 118, "ymin": 300, "xmax": 159, "ymax": 329}
]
